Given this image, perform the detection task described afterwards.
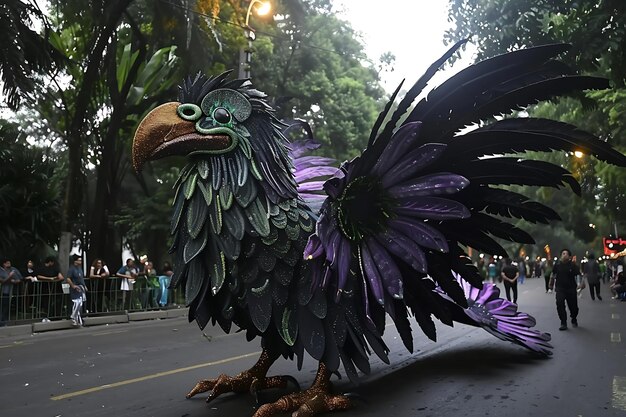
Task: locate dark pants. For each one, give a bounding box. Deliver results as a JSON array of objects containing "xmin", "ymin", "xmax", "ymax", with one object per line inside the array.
[
  {"xmin": 504, "ymin": 281, "xmax": 518, "ymax": 303},
  {"xmin": 556, "ymin": 288, "xmax": 578, "ymax": 324},
  {"xmin": 544, "ymin": 275, "xmax": 551, "ymax": 291},
  {"xmin": 0, "ymin": 293, "xmax": 10, "ymax": 325},
  {"xmin": 589, "ymin": 282, "xmax": 601, "ymax": 300}
]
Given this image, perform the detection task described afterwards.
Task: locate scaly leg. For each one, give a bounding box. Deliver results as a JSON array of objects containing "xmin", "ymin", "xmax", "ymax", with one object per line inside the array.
[
  {"xmin": 253, "ymin": 362, "xmax": 351, "ymax": 417},
  {"xmin": 186, "ymin": 349, "xmax": 298, "ymax": 403}
]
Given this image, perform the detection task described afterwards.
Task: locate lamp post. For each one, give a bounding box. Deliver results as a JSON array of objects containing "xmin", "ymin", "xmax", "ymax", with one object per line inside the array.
[{"xmin": 238, "ymin": 0, "xmax": 271, "ymax": 79}]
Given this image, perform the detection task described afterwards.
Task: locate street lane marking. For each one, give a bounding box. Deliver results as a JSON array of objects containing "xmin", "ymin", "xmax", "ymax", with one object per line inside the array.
[
  {"xmin": 92, "ymin": 330, "xmax": 128, "ymax": 337},
  {"xmin": 50, "ymin": 350, "xmax": 261, "ymax": 401},
  {"xmin": 611, "ymin": 333, "xmax": 622, "ymax": 343},
  {"xmin": 613, "ymin": 376, "xmax": 626, "ymax": 411},
  {"xmin": 0, "ymin": 341, "xmax": 32, "ymax": 349},
  {"xmin": 613, "ymin": 314, "xmax": 621, "ymax": 320}
]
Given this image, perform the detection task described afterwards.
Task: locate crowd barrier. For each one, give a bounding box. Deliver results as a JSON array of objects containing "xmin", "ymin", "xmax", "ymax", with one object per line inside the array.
[{"xmin": 0, "ymin": 275, "xmax": 185, "ymax": 326}]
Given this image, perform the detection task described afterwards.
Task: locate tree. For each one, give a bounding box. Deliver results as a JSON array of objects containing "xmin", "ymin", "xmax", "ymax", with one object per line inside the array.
[
  {"xmin": 0, "ymin": 120, "xmax": 62, "ymax": 264},
  {"xmin": 0, "ymin": 0, "xmax": 61, "ymax": 109},
  {"xmin": 446, "ymin": 0, "xmax": 626, "ymax": 253}
]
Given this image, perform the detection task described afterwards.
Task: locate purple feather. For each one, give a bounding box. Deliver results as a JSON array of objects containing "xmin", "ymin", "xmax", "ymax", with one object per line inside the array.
[
  {"xmin": 395, "ymin": 197, "xmax": 471, "ymax": 220},
  {"xmin": 334, "ymin": 238, "xmax": 351, "ymax": 301},
  {"xmin": 388, "ymin": 173, "xmax": 469, "ymax": 198},
  {"xmin": 372, "ymin": 122, "xmax": 423, "ymax": 176},
  {"xmin": 375, "ymin": 229, "xmax": 428, "ymax": 273},
  {"xmin": 297, "ymin": 181, "xmax": 328, "ymax": 192},
  {"xmin": 361, "ymin": 268, "xmax": 376, "ymax": 330},
  {"xmin": 359, "ymin": 240, "xmax": 385, "ymax": 304},
  {"xmin": 293, "ymin": 156, "xmax": 337, "ymax": 170},
  {"xmin": 294, "ymin": 166, "xmax": 340, "ymax": 183},
  {"xmin": 388, "ymin": 218, "xmax": 449, "ymax": 253},
  {"xmin": 365, "ymin": 237, "xmax": 404, "ymax": 299},
  {"xmin": 381, "ymin": 143, "xmax": 447, "ymax": 188},
  {"xmin": 304, "ymin": 234, "xmax": 324, "ymax": 259}
]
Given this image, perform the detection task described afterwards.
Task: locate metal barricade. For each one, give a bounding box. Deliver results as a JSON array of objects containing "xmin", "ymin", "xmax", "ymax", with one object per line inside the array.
[{"xmin": 0, "ymin": 275, "xmax": 185, "ymax": 326}]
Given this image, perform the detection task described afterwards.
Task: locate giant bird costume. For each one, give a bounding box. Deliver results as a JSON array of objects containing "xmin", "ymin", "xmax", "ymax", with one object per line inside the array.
[{"xmin": 132, "ymin": 41, "xmax": 626, "ymax": 416}]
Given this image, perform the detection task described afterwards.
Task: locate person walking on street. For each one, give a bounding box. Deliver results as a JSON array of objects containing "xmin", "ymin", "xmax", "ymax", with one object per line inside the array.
[
  {"xmin": 583, "ymin": 253, "xmax": 602, "ymax": 301},
  {"xmin": 66, "ymin": 255, "xmax": 86, "ymax": 326},
  {"xmin": 501, "ymin": 258, "xmax": 519, "ymax": 303},
  {"xmin": 550, "ymin": 248, "xmax": 584, "ymax": 330}
]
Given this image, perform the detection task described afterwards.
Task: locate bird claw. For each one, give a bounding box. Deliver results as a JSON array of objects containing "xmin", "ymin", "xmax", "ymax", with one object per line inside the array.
[{"xmin": 253, "ymin": 389, "xmax": 352, "ymax": 417}]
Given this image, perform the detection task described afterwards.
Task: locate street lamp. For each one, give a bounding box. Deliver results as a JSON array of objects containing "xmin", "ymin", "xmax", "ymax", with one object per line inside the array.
[{"xmin": 239, "ymin": 0, "xmax": 271, "ymax": 79}]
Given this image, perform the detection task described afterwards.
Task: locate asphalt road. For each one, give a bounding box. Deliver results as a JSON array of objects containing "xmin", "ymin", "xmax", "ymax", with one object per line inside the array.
[{"xmin": 1, "ymin": 278, "xmax": 625, "ymax": 417}]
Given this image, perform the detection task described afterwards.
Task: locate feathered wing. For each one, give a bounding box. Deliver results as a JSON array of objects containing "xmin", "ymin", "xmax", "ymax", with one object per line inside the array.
[
  {"xmin": 301, "ymin": 41, "xmax": 625, "ymax": 372},
  {"xmin": 434, "ymin": 273, "xmax": 553, "ymax": 356}
]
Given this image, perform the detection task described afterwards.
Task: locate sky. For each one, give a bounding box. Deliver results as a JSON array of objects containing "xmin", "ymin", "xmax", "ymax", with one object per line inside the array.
[{"xmin": 335, "ymin": 0, "xmax": 476, "ymax": 92}]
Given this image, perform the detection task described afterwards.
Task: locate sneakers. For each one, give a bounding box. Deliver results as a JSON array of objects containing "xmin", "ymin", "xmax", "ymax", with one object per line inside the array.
[
  {"xmin": 548, "ymin": 289, "xmax": 553, "ymax": 294},
  {"xmin": 572, "ymin": 319, "xmax": 578, "ymax": 328},
  {"xmin": 559, "ymin": 322, "xmax": 567, "ymax": 331},
  {"xmin": 598, "ymin": 295, "xmax": 603, "ymax": 301}
]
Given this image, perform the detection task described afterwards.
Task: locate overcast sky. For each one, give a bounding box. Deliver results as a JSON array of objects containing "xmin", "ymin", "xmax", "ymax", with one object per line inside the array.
[{"xmin": 335, "ymin": 0, "xmax": 476, "ymax": 92}]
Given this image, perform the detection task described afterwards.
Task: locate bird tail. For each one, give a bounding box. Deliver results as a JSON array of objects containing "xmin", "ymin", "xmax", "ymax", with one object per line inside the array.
[{"xmin": 435, "ymin": 273, "xmax": 553, "ymax": 356}]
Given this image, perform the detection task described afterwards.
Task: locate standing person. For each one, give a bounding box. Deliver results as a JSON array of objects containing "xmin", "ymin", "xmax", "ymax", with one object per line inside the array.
[
  {"xmin": 159, "ymin": 261, "xmax": 174, "ymax": 307},
  {"xmin": 0, "ymin": 257, "xmax": 23, "ymax": 326},
  {"xmin": 549, "ymin": 248, "xmax": 584, "ymax": 331},
  {"xmin": 36, "ymin": 256, "xmax": 64, "ymax": 318},
  {"xmin": 20, "ymin": 260, "xmax": 37, "ymax": 312},
  {"xmin": 599, "ymin": 259, "xmax": 607, "ymax": 284},
  {"xmin": 117, "ymin": 258, "xmax": 137, "ymax": 311},
  {"xmin": 500, "ymin": 258, "xmax": 519, "ymax": 303},
  {"xmin": 544, "ymin": 261, "xmax": 553, "ymax": 293},
  {"xmin": 66, "ymin": 255, "xmax": 86, "ymax": 326},
  {"xmin": 88, "ymin": 259, "xmax": 110, "ymax": 313},
  {"xmin": 517, "ymin": 257, "xmax": 526, "ymax": 284},
  {"xmin": 583, "ymin": 253, "xmax": 602, "ymax": 301},
  {"xmin": 487, "ymin": 258, "xmax": 498, "ymax": 284}
]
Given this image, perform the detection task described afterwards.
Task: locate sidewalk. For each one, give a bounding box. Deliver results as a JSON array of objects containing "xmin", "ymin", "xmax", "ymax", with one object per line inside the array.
[{"xmin": 0, "ymin": 307, "xmax": 189, "ymax": 338}]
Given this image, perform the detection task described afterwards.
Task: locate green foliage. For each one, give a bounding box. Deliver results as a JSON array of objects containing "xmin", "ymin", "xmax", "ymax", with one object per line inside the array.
[
  {"xmin": 447, "ymin": 0, "xmax": 626, "ymax": 253},
  {"xmin": 0, "ymin": 120, "xmax": 62, "ymax": 263}
]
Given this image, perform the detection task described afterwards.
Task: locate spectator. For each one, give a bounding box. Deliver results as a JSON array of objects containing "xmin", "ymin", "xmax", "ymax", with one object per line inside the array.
[
  {"xmin": 0, "ymin": 257, "xmax": 23, "ymax": 326},
  {"xmin": 518, "ymin": 257, "xmax": 527, "ymax": 284},
  {"xmin": 533, "ymin": 257, "xmax": 543, "ymax": 279},
  {"xmin": 610, "ymin": 271, "xmax": 626, "ymax": 299},
  {"xmin": 550, "ymin": 248, "xmax": 584, "ymax": 330},
  {"xmin": 117, "ymin": 258, "xmax": 137, "ymax": 311},
  {"xmin": 501, "ymin": 258, "xmax": 519, "ymax": 303},
  {"xmin": 89, "ymin": 259, "xmax": 110, "ymax": 313},
  {"xmin": 487, "ymin": 258, "xmax": 498, "ymax": 284},
  {"xmin": 159, "ymin": 261, "xmax": 174, "ymax": 307},
  {"xmin": 20, "ymin": 260, "xmax": 37, "ymax": 311},
  {"xmin": 583, "ymin": 253, "xmax": 602, "ymax": 301},
  {"xmin": 544, "ymin": 261, "xmax": 553, "ymax": 293},
  {"xmin": 66, "ymin": 255, "xmax": 86, "ymax": 326},
  {"xmin": 36, "ymin": 256, "xmax": 64, "ymax": 318},
  {"xmin": 143, "ymin": 261, "xmax": 160, "ymax": 309}
]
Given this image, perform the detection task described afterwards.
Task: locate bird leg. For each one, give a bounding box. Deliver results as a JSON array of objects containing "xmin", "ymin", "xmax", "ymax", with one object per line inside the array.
[
  {"xmin": 186, "ymin": 349, "xmax": 298, "ymax": 403},
  {"xmin": 253, "ymin": 361, "xmax": 351, "ymax": 417}
]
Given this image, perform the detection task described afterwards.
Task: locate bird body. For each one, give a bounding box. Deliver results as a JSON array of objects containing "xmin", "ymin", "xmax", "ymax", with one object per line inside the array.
[{"xmin": 132, "ymin": 41, "xmax": 626, "ymax": 415}]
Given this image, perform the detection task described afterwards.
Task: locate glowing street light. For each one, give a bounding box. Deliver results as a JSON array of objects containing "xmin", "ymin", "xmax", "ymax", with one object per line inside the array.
[
  {"xmin": 239, "ymin": 0, "xmax": 272, "ymax": 79},
  {"xmin": 574, "ymin": 150, "xmax": 584, "ymax": 158}
]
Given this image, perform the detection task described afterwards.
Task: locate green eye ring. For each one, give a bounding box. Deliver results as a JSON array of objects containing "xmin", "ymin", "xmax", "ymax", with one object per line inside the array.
[
  {"xmin": 177, "ymin": 103, "xmax": 202, "ymax": 121},
  {"xmin": 195, "ymin": 119, "xmax": 213, "ymax": 134}
]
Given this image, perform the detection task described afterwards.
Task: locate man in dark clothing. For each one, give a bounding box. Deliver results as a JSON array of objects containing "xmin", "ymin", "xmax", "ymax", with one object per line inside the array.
[
  {"xmin": 583, "ymin": 253, "xmax": 602, "ymax": 301},
  {"xmin": 550, "ymin": 248, "xmax": 583, "ymax": 330},
  {"xmin": 500, "ymin": 258, "xmax": 519, "ymax": 303}
]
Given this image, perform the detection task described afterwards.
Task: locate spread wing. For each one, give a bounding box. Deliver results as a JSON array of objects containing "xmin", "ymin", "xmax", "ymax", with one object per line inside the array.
[{"xmin": 301, "ymin": 41, "xmax": 624, "ymax": 365}]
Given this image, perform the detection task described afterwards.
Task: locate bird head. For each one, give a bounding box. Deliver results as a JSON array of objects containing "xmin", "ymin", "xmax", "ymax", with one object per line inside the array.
[{"xmin": 132, "ymin": 71, "xmax": 290, "ymax": 177}]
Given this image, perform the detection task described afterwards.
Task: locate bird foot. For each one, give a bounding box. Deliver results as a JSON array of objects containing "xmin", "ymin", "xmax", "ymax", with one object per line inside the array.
[
  {"xmin": 186, "ymin": 371, "xmax": 298, "ymax": 404},
  {"xmin": 253, "ymin": 386, "xmax": 351, "ymax": 417}
]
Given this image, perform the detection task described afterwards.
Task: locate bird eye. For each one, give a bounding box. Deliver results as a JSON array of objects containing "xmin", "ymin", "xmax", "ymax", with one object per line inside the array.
[
  {"xmin": 177, "ymin": 103, "xmax": 202, "ymax": 121},
  {"xmin": 213, "ymin": 107, "xmax": 232, "ymax": 124}
]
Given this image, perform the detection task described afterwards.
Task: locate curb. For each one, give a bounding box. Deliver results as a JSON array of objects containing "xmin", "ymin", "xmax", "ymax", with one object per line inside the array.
[
  {"xmin": 0, "ymin": 308, "xmax": 189, "ymax": 337},
  {"xmin": 0, "ymin": 324, "xmax": 33, "ymax": 338}
]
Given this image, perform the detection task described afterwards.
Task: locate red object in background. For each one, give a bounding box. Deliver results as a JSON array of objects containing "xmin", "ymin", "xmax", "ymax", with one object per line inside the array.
[{"xmin": 603, "ymin": 237, "xmax": 626, "ymax": 256}]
